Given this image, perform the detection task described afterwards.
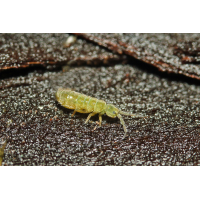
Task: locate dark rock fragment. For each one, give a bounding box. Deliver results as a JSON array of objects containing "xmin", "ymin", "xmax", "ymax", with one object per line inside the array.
[
  {"xmin": 0, "ymin": 33, "xmax": 127, "ymax": 71},
  {"xmin": 75, "ymin": 33, "xmax": 200, "ymax": 80}
]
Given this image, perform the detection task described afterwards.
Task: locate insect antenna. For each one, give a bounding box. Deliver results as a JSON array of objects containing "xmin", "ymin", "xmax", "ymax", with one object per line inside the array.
[
  {"xmin": 118, "ymin": 111, "xmax": 145, "ymax": 139},
  {"xmin": 117, "ymin": 114, "xmax": 127, "ymax": 139},
  {"xmin": 120, "ymin": 110, "xmax": 143, "ymax": 118}
]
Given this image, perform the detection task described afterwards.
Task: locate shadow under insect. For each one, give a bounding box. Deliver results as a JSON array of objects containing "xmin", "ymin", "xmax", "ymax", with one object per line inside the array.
[{"xmin": 56, "ymin": 101, "xmax": 119, "ymax": 129}]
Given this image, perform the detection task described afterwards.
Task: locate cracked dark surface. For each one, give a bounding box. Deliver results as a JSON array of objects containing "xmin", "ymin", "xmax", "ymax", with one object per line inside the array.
[
  {"xmin": 75, "ymin": 33, "xmax": 200, "ymax": 80},
  {"xmin": 0, "ymin": 33, "xmax": 127, "ymax": 71},
  {"xmin": 1, "ymin": 64, "xmax": 200, "ymax": 166},
  {"xmin": 0, "ymin": 34, "xmax": 200, "ymax": 166}
]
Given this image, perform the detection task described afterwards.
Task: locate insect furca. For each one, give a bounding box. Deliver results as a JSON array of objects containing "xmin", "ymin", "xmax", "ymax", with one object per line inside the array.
[{"xmin": 55, "ymin": 88, "xmax": 135, "ymax": 139}]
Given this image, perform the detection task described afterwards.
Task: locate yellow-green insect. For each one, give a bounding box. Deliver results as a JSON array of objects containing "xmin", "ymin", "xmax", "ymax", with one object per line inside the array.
[{"xmin": 55, "ymin": 88, "xmax": 135, "ymax": 138}]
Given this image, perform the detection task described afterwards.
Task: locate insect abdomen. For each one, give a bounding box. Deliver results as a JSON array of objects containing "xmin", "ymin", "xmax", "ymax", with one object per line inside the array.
[
  {"xmin": 76, "ymin": 95, "xmax": 106, "ymax": 113},
  {"xmin": 56, "ymin": 88, "xmax": 79, "ymax": 109},
  {"xmin": 56, "ymin": 88, "xmax": 106, "ymax": 114},
  {"xmin": 75, "ymin": 93, "xmax": 90, "ymax": 112}
]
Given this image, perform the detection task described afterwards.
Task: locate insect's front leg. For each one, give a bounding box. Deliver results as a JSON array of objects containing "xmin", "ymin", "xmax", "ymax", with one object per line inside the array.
[{"xmin": 85, "ymin": 112, "xmax": 97, "ymax": 124}]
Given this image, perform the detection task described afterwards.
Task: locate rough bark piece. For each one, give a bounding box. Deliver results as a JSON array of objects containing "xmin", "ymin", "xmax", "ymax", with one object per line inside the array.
[
  {"xmin": 0, "ymin": 33, "xmax": 127, "ymax": 71},
  {"xmin": 173, "ymin": 39, "xmax": 200, "ymax": 64},
  {"xmin": 75, "ymin": 33, "xmax": 200, "ymax": 80},
  {"xmin": 1, "ymin": 65, "xmax": 200, "ymax": 166}
]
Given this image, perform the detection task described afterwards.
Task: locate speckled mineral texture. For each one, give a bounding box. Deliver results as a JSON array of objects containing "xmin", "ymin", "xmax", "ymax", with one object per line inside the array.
[
  {"xmin": 75, "ymin": 33, "xmax": 200, "ymax": 80},
  {"xmin": 1, "ymin": 64, "xmax": 200, "ymax": 166},
  {"xmin": 0, "ymin": 33, "xmax": 127, "ymax": 70}
]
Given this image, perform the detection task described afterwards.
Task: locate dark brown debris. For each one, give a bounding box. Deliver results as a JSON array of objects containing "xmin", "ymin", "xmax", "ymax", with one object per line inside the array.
[
  {"xmin": 0, "ymin": 33, "xmax": 127, "ymax": 71},
  {"xmin": 75, "ymin": 33, "xmax": 200, "ymax": 80},
  {"xmin": 1, "ymin": 65, "xmax": 200, "ymax": 166}
]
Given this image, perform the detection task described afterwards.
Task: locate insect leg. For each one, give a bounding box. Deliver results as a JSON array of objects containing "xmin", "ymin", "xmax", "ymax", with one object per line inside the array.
[
  {"xmin": 117, "ymin": 114, "xmax": 127, "ymax": 139},
  {"xmin": 71, "ymin": 110, "xmax": 77, "ymax": 117},
  {"xmin": 99, "ymin": 114, "xmax": 103, "ymax": 126},
  {"xmin": 85, "ymin": 112, "xmax": 97, "ymax": 124}
]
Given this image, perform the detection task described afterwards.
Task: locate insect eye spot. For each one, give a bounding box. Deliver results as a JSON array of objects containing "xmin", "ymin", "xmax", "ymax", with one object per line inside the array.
[{"xmin": 113, "ymin": 111, "xmax": 116, "ymax": 114}]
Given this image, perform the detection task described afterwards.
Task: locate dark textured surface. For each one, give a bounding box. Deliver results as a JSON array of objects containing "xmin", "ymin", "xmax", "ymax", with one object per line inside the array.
[
  {"xmin": 1, "ymin": 64, "xmax": 200, "ymax": 166},
  {"xmin": 75, "ymin": 33, "xmax": 200, "ymax": 80},
  {"xmin": 0, "ymin": 33, "xmax": 127, "ymax": 70}
]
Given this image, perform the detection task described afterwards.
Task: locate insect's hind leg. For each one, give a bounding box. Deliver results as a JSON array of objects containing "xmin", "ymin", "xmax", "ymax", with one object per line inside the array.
[
  {"xmin": 71, "ymin": 110, "xmax": 76, "ymax": 117},
  {"xmin": 85, "ymin": 112, "xmax": 97, "ymax": 124},
  {"xmin": 99, "ymin": 114, "xmax": 103, "ymax": 126}
]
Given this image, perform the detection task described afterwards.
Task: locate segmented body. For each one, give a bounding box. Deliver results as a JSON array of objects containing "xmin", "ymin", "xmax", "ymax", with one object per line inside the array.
[
  {"xmin": 56, "ymin": 88, "xmax": 134, "ymax": 138},
  {"xmin": 55, "ymin": 88, "xmax": 106, "ymax": 114}
]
